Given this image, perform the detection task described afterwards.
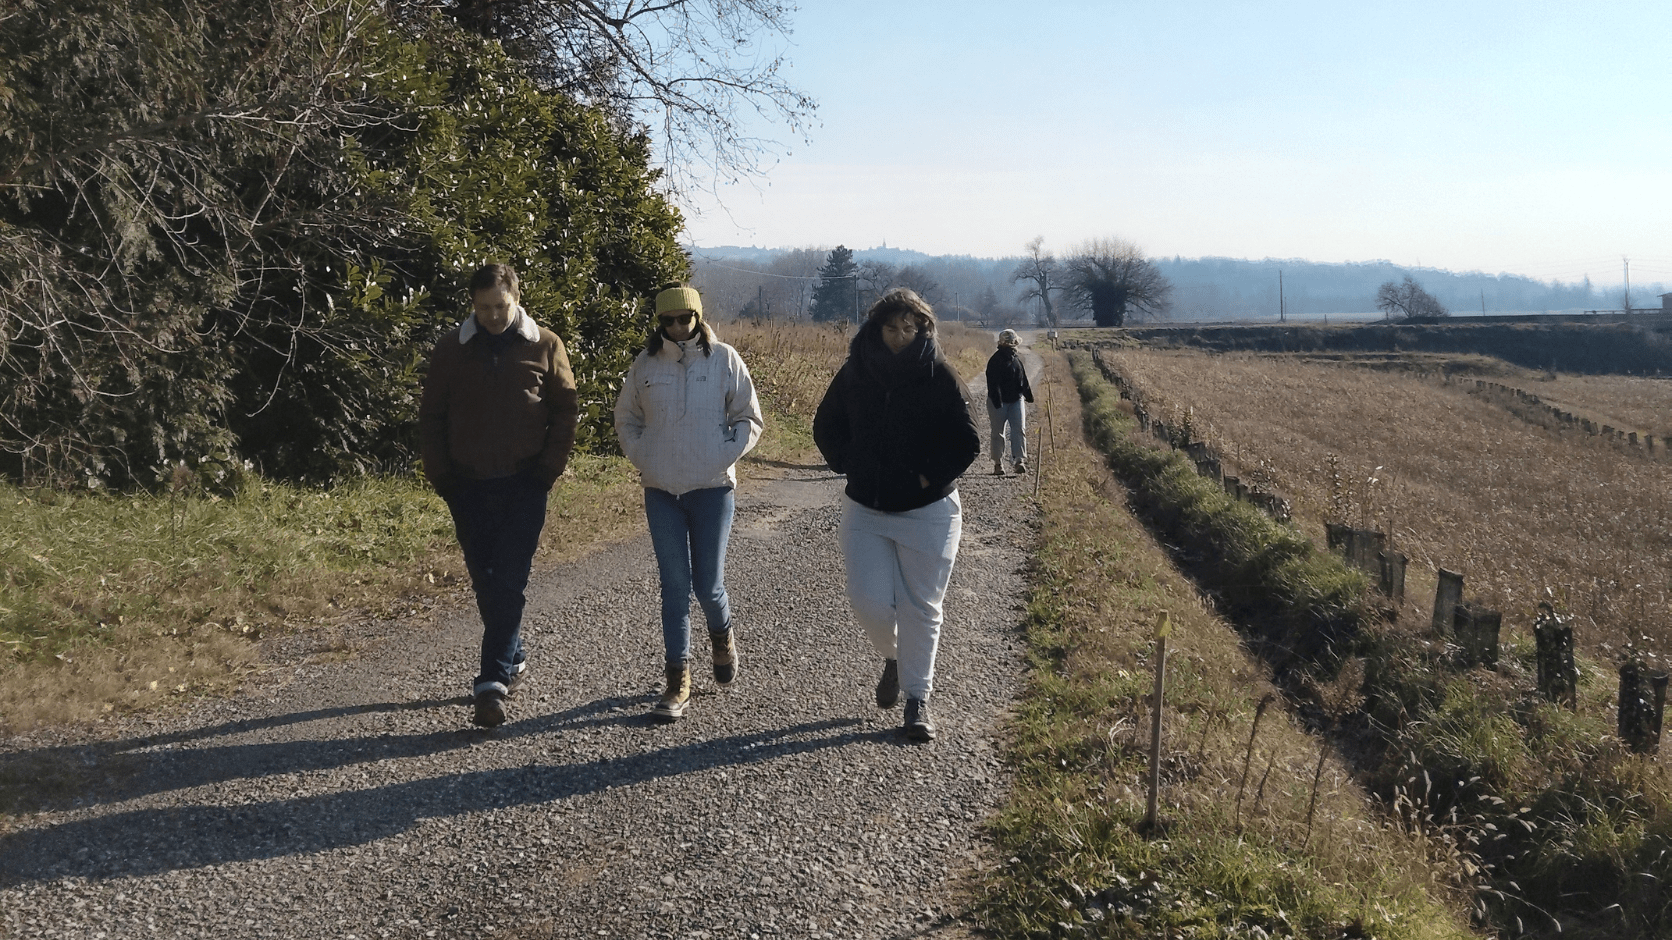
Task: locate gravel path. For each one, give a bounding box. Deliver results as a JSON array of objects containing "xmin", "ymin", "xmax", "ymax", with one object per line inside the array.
[{"xmin": 0, "ymin": 353, "xmax": 1042, "ymax": 940}]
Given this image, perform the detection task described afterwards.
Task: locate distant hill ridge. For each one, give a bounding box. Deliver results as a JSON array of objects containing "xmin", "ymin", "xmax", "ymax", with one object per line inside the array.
[{"xmin": 686, "ymin": 245, "xmax": 1666, "ymax": 318}]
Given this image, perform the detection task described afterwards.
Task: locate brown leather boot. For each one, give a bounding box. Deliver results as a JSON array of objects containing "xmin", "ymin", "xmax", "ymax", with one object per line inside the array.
[{"xmin": 652, "ymin": 661, "xmax": 691, "ymax": 722}]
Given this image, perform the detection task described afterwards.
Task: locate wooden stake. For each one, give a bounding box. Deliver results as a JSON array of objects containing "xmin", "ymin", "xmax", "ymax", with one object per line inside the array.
[{"xmin": 1144, "ymin": 611, "xmax": 1171, "ymax": 832}]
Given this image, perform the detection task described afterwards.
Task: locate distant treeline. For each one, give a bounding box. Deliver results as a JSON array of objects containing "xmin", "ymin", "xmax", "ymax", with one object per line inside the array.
[
  {"xmin": 695, "ymin": 246, "xmax": 1666, "ymax": 323},
  {"xmin": 1156, "ymin": 257, "xmax": 1661, "ymax": 319},
  {"xmin": 1117, "ymin": 319, "xmax": 1672, "ymax": 376}
]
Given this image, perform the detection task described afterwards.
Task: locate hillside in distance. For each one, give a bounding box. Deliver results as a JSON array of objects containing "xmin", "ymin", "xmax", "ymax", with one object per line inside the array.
[{"xmin": 689, "ymin": 244, "xmax": 1666, "ymax": 320}]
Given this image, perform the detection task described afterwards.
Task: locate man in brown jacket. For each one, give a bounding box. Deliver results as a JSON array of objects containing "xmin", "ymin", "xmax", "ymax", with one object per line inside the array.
[{"xmin": 420, "ymin": 264, "xmax": 579, "ymax": 728}]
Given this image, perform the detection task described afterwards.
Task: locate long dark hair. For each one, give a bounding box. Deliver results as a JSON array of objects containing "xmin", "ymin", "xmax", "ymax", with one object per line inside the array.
[{"xmin": 643, "ymin": 280, "xmax": 714, "ymax": 357}]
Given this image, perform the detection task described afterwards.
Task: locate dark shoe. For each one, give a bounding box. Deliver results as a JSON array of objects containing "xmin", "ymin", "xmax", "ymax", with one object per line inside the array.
[
  {"xmin": 875, "ymin": 658, "xmax": 900, "ymax": 708},
  {"xmin": 652, "ymin": 662, "xmax": 691, "ymax": 722},
  {"xmin": 992, "ymin": 461, "xmax": 1005, "ymax": 476},
  {"xmin": 506, "ymin": 659, "xmax": 528, "ymax": 695},
  {"xmin": 472, "ymin": 688, "xmax": 507, "ymax": 728},
  {"xmin": 904, "ymin": 697, "xmax": 936, "ymax": 742},
  {"xmin": 710, "ymin": 628, "xmax": 738, "ymax": 686},
  {"xmin": 1014, "ymin": 459, "xmax": 1028, "ymax": 474}
]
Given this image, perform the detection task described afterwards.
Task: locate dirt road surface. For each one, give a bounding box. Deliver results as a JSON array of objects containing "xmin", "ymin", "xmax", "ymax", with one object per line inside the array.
[{"xmin": 1, "ymin": 347, "xmax": 1043, "ymax": 940}]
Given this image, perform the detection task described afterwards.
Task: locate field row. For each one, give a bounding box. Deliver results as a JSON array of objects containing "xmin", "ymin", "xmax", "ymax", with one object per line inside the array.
[{"xmin": 1095, "ymin": 348, "xmax": 1672, "ymax": 662}]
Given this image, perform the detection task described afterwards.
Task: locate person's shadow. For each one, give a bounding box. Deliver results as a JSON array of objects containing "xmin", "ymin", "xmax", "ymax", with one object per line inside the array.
[{"xmin": 0, "ymin": 705, "xmax": 875, "ymax": 887}]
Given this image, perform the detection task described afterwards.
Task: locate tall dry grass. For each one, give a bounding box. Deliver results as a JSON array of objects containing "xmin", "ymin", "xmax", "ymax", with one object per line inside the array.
[
  {"xmin": 723, "ymin": 318, "xmax": 1000, "ymax": 427},
  {"xmin": 1530, "ymin": 373, "xmax": 1672, "ymax": 441},
  {"xmin": 1099, "ymin": 348, "xmax": 1672, "ymax": 663}
]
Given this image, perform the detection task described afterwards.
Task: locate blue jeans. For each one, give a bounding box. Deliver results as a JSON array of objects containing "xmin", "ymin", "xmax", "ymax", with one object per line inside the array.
[
  {"xmin": 445, "ymin": 471, "xmax": 546, "ymax": 693},
  {"xmin": 644, "ymin": 486, "xmax": 735, "ymax": 663}
]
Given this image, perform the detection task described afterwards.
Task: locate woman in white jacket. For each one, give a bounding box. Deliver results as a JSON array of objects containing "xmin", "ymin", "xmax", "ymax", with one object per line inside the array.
[{"xmin": 615, "ymin": 283, "xmax": 764, "ymax": 722}]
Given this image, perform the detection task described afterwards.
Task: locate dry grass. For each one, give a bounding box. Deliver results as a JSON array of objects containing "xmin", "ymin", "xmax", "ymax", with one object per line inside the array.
[
  {"xmin": 1530, "ymin": 373, "xmax": 1672, "ymax": 441},
  {"xmin": 1099, "ymin": 348, "xmax": 1672, "ymax": 664},
  {"xmin": 981, "ymin": 349, "xmax": 1471, "ymax": 938},
  {"xmin": 723, "ymin": 319, "xmax": 850, "ymax": 426},
  {"xmin": 0, "ymin": 456, "xmax": 643, "ymax": 733},
  {"xmin": 724, "ymin": 318, "xmax": 999, "ymax": 424}
]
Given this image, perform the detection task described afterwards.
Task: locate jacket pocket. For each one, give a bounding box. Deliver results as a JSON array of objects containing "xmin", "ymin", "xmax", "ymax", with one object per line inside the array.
[{"xmin": 640, "ymin": 374, "xmax": 678, "ymax": 418}]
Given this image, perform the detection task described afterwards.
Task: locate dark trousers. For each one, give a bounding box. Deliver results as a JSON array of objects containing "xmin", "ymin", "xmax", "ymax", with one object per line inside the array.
[{"xmin": 445, "ymin": 471, "xmax": 547, "ymax": 693}]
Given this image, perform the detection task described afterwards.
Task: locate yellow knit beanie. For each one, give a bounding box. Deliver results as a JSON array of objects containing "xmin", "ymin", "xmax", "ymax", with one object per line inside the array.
[{"xmin": 654, "ymin": 286, "xmax": 703, "ymax": 318}]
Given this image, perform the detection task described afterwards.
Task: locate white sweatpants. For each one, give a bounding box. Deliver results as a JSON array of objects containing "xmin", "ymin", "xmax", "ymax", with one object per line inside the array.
[{"xmin": 839, "ymin": 492, "xmax": 962, "ymax": 700}]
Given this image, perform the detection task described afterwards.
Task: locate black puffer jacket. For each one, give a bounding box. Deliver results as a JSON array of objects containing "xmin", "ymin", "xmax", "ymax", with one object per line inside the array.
[
  {"xmin": 984, "ymin": 345, "xmax": 1034, "ymax": 408},
  {"xmin": 813, "ymin": 326, "xmax": 980, "ymax": 512}
]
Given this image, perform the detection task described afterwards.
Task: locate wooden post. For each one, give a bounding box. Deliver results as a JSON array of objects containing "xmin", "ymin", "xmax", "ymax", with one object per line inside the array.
[
  {"xmin": 1378, "ymin": 550, "xmax": 1407, "ymax": 604},
  {"xmin": 1432, "ymin": 569, "xmax": 1464, "ymax": 634},
  {"xmin": 1533, "ymin": 602, "xmax": 1578, "ymax": 708},
  {"xmin": 1618, "ymin": 661, "xmax": 1669, "ymax": 755},
  {"xmin": 1325, "ymin": 522, "xmax": 1351, "ymax": 552},
  {"xmin": 1454, "ymin": 603, "xmax": 1502, "ymax": 668},
  {"xmin": 1143, "ymin": 611, "xmax": 1171, "ymax": 832},
  {"xmin": 1344, "ymin": 529, "xmax": 1386, "ymax": 575}
]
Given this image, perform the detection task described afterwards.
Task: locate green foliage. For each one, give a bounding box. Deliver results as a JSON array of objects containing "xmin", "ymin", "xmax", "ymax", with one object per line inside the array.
[
  {"xmin": 809, "ymin": 245, "xmax": 857, "ymax": 323},
  {"xmin": 0, "ymin": 0, "xmax": 686, "ymax": 487}
]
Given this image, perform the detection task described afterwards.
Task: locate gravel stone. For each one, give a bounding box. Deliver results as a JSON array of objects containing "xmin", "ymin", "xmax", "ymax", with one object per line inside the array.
[{"xmin": 1, "ymin": 355, "xmax": 1041, "ymax": 939}]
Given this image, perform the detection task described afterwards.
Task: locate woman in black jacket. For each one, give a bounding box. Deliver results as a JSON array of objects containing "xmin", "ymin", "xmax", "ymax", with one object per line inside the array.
[{"xmin": 813, "ymin": 289, "xmax": 980, "ymax": 741}]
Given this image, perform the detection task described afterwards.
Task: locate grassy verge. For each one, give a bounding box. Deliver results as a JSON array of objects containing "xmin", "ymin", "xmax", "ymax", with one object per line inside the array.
[
  {"xmin": 0, "ymin": 455, "xmax": 643, "ymax": 733},
  {"xmin": 978, "ymin": 349, "xmax": 1472, "ymax": 938},
  {"xmin": 1052, "ymin": 349, "xmax": 1672, "ymax": 938}
]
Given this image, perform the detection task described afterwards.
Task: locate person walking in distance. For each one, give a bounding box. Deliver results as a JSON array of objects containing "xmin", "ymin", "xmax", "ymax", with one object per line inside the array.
[
  {"xmin": 985, "ymin": 329, "xmax": 1033, "ymax": 476},
  {"xmin": 616, "ymin": 283, "xmax": 764, "ymax": 722},
  {"xmin": 420, "ymin": 264, "xmax": 579, "ymax": 728},
  {"xmin": 813, "ymin": 289, "xmax": 980, "ymax": 742}
]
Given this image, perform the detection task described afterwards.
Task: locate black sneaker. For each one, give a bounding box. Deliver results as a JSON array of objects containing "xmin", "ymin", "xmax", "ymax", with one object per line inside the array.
[
  {"xmin": 875, "ymin": 658, "xmax": 900, "ymax": 708},
  {"xmin": 903, "ymin": 697, "xmax": 935, "ymax": 742},
  {"xmin": 506, "ymin": 659, "xmax": 528, "ymax": 695},
  {"xmin": 473, "ymin": 688, "xmax": 507, "ymax": 728},
  {"xmin": 710, "ymin": 629, "xmax": 738, "ymax": 686}
]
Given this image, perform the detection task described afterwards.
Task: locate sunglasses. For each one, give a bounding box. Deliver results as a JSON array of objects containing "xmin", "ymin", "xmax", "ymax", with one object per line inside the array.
[{"xmin": 658, "ymin": 313, "xmax": 695, "ymax": 326}]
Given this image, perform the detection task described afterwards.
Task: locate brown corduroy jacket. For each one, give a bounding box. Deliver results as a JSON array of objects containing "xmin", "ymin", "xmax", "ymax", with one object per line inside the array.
[{"xmin": 419, "ymin": 313, "xmax": 579, "ymax": 494}]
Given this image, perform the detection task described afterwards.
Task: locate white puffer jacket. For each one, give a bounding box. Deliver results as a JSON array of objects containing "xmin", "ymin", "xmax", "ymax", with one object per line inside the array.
[{"xmin": 614, "ymin": 327, "xmax": 764, "ymax": 495}]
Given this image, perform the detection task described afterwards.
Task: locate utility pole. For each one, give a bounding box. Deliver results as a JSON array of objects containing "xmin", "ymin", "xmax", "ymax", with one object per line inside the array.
[
  {"xmin": 757, "ymin": 284, "xmax": 764, "ymax": 321},
  {"xmin": 1480, "ymin": 289, "xmax": 1486, "ymax": 316},
  {"xmin": 1623, "ymin": 256, "xmax": 1631, "ymax": 313},
  {"xmin": 1279, "ymin": 270, "xmax": 1285, "ymax": 323}
]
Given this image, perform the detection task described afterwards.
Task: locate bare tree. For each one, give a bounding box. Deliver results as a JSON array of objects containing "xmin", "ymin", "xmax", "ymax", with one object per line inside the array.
[
  {"xmin": 1374, "ymin": 275, "xmax": 1449, "ymax": 320},
  {"xmin": 1062, "ymin": 237, "xmax": 1172, "ymax": 327},
  {"xmin": 401, "ymin": 0, "xmax": 818, "ymax": 194},
  {"xmin": 1011, "ymin": 237, "xmax": 1060, "ymax": 328},
  {"xmin": 855, "ymin": 259, "xmax": 897, "ymax": 311},
  {"xmin": 893, "ymin": 264, "xmax": 941, "ymax": 305}
]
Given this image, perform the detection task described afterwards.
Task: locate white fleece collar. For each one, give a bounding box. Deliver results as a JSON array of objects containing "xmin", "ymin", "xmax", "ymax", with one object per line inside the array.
[{"xmin": 459, "ymin": 304, "xmax": 539, "ymax": 344}]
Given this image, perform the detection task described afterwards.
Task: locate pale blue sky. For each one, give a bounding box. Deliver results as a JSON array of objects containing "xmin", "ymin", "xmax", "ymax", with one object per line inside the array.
[{"xmin": 681, "ymin": 1, "xmax": 1672, "ymax": 286}]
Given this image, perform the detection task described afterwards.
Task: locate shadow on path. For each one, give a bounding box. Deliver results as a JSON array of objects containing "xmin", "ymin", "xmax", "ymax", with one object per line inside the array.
[{"xmin": 0, "ymin": 716, "xmax": 875, "ymax": 887}]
